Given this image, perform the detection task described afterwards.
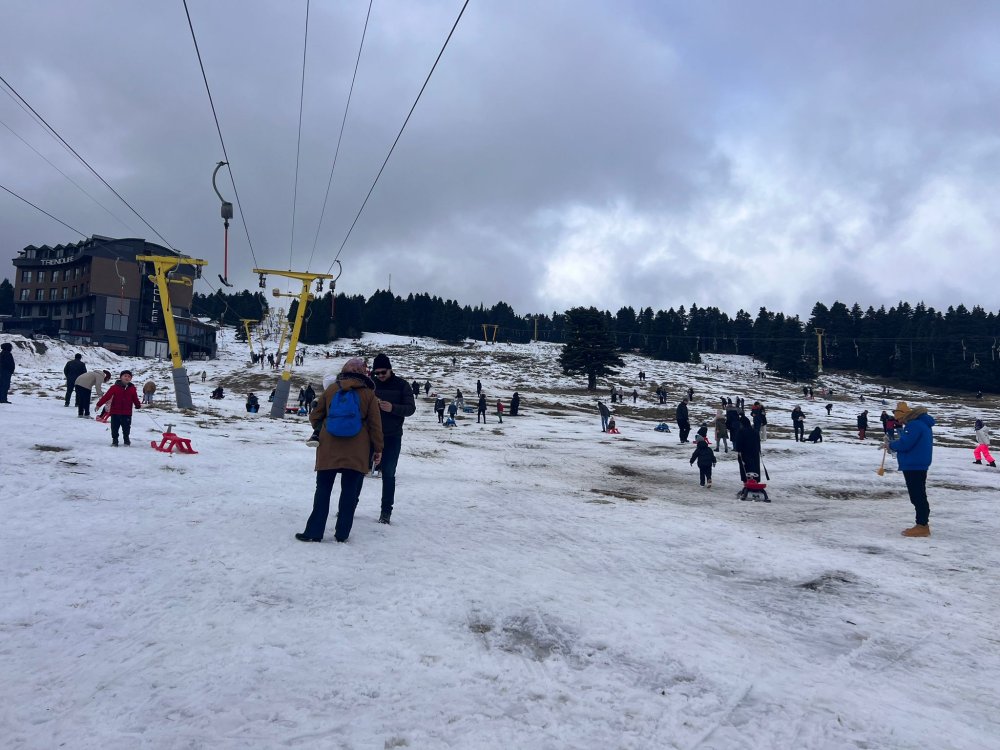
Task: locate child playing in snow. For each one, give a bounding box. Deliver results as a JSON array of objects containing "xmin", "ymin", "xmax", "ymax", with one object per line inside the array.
[
  {"xmin": 606, "ymin": 417, "xmax": 620, "ymax": 434},
  {"xmin": 973, "ymin": 419, "xmax": 996, "ymax": 467},
  {"xmin": 690, "ymin": 435, "xmax": 717, "ymax": 488}
]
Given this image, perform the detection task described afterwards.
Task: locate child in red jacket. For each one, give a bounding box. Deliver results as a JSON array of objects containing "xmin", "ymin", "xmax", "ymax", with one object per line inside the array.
[{"xmin": 96, "ymin": 369, "xmax": 141, "ymax": 447}]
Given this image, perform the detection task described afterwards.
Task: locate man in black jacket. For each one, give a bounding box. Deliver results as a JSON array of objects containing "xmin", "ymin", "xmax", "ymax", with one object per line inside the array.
[
  {"xmin": 0, "ymin": 342, "xmax": 14, "ymax": 403},
  {"xmin": 676, "ymin": 399, "xmax": 691, "ymax": 443},
  {"xmin": 63, "ymin": 354, "xmax": 87, "ymax": 407},
  {"xmin": 372, "ymin": 353, "xmax": 416, "ymax": 524}
]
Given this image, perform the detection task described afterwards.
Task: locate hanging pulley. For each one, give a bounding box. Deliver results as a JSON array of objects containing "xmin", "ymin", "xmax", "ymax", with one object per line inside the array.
[{"xmin": 212, "ymin": 161, "xmax": 235, "ymax": 287}]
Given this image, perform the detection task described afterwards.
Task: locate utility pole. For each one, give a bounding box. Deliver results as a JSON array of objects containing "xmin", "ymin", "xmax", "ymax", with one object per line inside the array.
[
  {"xmin": 254, "ymin": 267, "xmax": 336, "ymax": 418},
  {"xmin": 137, "ymin": 255, "xmax": 208, "ymax": 409},
  {"xmin": 815, "ymin": 328, "xmax": 825, "ymax": 374}
]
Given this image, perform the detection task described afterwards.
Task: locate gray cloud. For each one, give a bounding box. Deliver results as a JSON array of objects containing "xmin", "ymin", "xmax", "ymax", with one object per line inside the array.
[{"xmin": 2, "ymin": 0, "xmax": 999, "ymax": 321}]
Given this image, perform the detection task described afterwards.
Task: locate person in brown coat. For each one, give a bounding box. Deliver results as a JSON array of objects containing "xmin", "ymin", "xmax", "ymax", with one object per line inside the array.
[
  {"xmin": 297, "ymin": 357, "xmax": 384, "ymax": 543},
  {"xmin": 142, "ymin": 379, "xmax": 156, "ymax": 405}
]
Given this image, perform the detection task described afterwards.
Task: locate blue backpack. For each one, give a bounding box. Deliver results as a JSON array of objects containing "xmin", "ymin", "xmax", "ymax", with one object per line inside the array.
[{"xmin": 325, "ymin": 388, "xmax": 363, "ymax": 437}]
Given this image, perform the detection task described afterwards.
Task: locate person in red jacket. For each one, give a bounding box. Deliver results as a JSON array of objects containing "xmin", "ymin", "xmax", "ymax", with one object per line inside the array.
[{"xmin": 96, "ymin": 369, "xmax": 141, "ymax": 447}]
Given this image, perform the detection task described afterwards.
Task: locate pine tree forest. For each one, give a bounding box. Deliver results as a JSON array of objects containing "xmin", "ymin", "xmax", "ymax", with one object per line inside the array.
[{"xmin": 177, "ymin": 290, "xmax": 997, "ymax": 394}]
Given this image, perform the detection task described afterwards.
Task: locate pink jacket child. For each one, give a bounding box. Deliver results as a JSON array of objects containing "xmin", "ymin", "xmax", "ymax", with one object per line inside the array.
[{"xmin": 95, "ymin": 370, "xmax": 141, "ymax": 447}]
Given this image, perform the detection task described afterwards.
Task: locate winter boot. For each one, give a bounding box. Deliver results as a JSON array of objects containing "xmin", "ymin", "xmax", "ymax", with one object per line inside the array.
[
  {"xmin": 305, "ymin": 429, "xmax": 321, "ymax": 448},
  {"xmin": 901, "ymin": 524, "xmax": 930, "ymax": 538},
  {"xmin": 378, "ymin": 513, "xmax": 391, "ymax": 525},
  {"xmin": 973, "ymin": 459, "xmax": 983, "ymax": 464},
  {"xmin": 990, "ymin": 462, "xmax": 997, "ymax": 468}
]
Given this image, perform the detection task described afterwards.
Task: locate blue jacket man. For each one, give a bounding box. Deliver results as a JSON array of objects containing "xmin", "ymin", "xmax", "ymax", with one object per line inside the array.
[
  {"xmin": 371, "ymin": 353, "xmax": 415, "ymax": 524},
  {"xmin": 889, "ymin": 401, "xmax": 935, "ymax": 537}
]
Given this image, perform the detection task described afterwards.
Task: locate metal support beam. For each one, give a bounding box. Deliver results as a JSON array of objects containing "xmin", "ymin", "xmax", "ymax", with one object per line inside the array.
[
  {"xmin": 137, "ymin": 254, "xmax": 208, "ymax": 409},
  {"xmin": 253, "ymin": 268, "xmax": 333, "ymax": 418}
]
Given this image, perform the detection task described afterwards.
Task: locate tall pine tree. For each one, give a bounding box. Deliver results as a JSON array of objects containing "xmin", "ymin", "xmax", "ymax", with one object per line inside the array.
[{"xmin": 558, "ymin": 306, "xmax": 624, "ymax": 390}]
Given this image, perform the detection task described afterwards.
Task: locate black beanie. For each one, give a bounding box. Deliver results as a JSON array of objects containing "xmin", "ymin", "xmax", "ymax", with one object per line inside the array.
[
  {"xmin": 120, "ymin": 369, "xmax": 133, "ymax": 378},
  {"xmin": 373, "ymin": 353, "xmax": 391, "ymax": 371}
]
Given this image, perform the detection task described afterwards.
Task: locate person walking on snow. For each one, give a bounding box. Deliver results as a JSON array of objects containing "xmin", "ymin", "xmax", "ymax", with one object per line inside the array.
[
  {"xmin": 0, "ymin": 342, "xmax": 15, "ymax": 403},
  {"xmin": 733, "ymin": 415, "xmax": 761, "ymax": 484},
  {"xmin": 857, "ymin": 410, "xmax": 869, "ymax": 440},
  {"xmin": 447, "ymin": 400, "xmax": 458, "ymax": 422},
  {"xmin": 714, "ymin": 409, "xmax": 729, "ymax": 453},
  {"xmin": 434, "ymin": 396, "xmax": 446, "ymax": 423},
  {"xmin": 297, "ymin": 358, "xmax": 384, "ymax": 543},
  {"xmin": 888, "ymin": 401, "xmax": 935, "ymax": 537},
  {"xmin": 63, "ymin": 353, "xmax": 86, "ymax": 407},
  {"xmin": 496, "ymin": 399, "xmax": 504, "ymax": 424},
  {"xmin": 371, "ymin": 353, "xmax": 416, "ymax": 525},
  {"xmin": 751, "ymin": 401, "xmax": 768, "ymax": 441},
  {"xmin": 690, "ymin": 435, "xmax": 717, "ymax": 488},
  {"xmin": 74, "ymin": 369, "xmax": 111, "ymax": 417},
  {"xmin": 973, "ymin": 419, "xmax": 996, "ymax": 467},
  {"xmin": 791, "ymin": 405, "xmax": 805, "ymax": 442},
  {"xmin": 477, "ymin": 392, "xmax": 488, "ymax": 423},
  {"xmin": 676, "ymin": 398, "xmax": 691, "ymax": 443},
  {"xmin": 598, "ymin": 401, "xmax": 611, "ymax": 432},
  {"xmin": 95, "ymin": 370, "xmax": 141, "ymax": 446},
  {"xmin": 476, "ymin": 379, "xmax": 482, "ymax": 396}
]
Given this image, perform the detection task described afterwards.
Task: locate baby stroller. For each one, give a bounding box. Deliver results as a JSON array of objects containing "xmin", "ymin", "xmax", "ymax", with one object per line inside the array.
[{"xmin": 736, "ymin": 472, "xmax": 769, "ymax": 502}]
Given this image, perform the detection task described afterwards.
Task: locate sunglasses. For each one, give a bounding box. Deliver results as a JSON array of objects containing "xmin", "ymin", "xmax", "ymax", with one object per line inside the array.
[{"xmin": 372, "ymin": 369, "xmax": 389, "ymax": 376}]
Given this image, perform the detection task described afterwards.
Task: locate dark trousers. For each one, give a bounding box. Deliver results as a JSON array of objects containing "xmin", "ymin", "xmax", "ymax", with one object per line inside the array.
[
  {"xmin": 64, "ymin": 381, "xmax": 75, "ymax": 406},
  {"xmin": 902, "ymin": 469, "xmax": 930, "ymax": 525},
  {"xmin": 678, "ymin": 421, "xmax": 690, "ymax": 442},
  {"xmin": 304, "ymin": 468, "xmax": 365, "ymax": 541},
  {"xmin": 379, "ymin": 433, "xmax": 403, "ymax": 517},
  {"xmin": 437, "ymin": 409, "xmax": 444, "ymax": 423},
  {"xmin": 75, "ymin": 385, "xmax": 92, "ymax": 416},
  {"xmin": 794, "ymin": 424, "xmax": 804, "ymax": 441},
  {"xmin": 0, "ymin": 370, "xmax": 11, "ymax": 402},
  {"xmin": 110, "ymin": 414, "xmax": 132, "ymax": 444},
  {"xmin": 698, "ymin": 465, "xmax": 713, "ymax": 485},
  {"xmin": 478, "ymin": 408, "xmax": 486, "ymax": 423}
]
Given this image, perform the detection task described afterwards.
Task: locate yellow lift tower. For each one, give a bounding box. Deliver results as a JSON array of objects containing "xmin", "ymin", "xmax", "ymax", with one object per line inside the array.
[
  {"xmin": 137, "ymin": 254, "xmax": 209, "ymax": 409},
  {"xmin": 240, "ymin": 318, "xmax": 259, "ymax": 358},
  {"xmin": 254, "ymin": 268, "xmax": 334, "ymax": 418}
]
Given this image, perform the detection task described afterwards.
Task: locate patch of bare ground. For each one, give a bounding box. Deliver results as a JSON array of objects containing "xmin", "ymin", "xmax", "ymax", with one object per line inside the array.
[
  {"xmin": 33, "ymin": 444, "xmax": 69, "ymax": 452},
  {"xmin": 589, "ymin": 488, "xmax": 646, "ymax": 502},
  {"xmin": 811, "ymin": 488, "xmax": 899, "ymax": 501},
  {"xmin": 608, "ymin": 464, "xmax": 642, "ymax": 477}
]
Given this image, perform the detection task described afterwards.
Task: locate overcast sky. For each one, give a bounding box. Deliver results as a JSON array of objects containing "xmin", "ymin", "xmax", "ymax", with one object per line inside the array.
[{"xmin": 2, "ymin": 1, "xmax": 999, "ymax": 320}]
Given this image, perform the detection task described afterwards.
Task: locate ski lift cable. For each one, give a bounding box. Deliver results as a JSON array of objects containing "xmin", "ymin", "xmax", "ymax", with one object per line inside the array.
[
  {"xmin": 326, "ymin": 0, "xmax": 471, "ymax": 274},
  {"xmin": 0, "ymin": 115, "xmax": 136, "ymax": 233},
  {"xmin": 0, "ymin": 73, "xmax": 177, "ymax": 251},
  {"xmin": 288, "ymin": 0, "xmax": 311, "ymax": 272},
  {"xmin": 181, "ymin": 0, "xmax": 260, "ymax": 269},
  {"xmin": 305, "ymin": 0, "xmax": 374, "ymax": 274},
  {"xmin": 0, "ymin": 182, "xmax": 86, "ymax": 237}
]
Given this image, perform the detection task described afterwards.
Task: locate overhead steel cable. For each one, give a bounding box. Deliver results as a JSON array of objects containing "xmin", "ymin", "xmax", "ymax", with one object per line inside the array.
[
  {"xmin": 0, "ymin": 73, "xmax": 176, "ymax": 250},
  {"xmin": 306, "ymin": 0, "xmax": 373, "ymax": 273},
  {"xmin": 0, "ymin": 182, "xmax": 86, "ymax": 237},
  {"xmin": 181, "ymin": 0, "xmax": 260, "ymax": 269},
  {"xmin": 0, "ymin": 116, "xmax": 136, "ymax": 234},
  {"xmin": 289, "ymin": 0, "xmax": 311, "ymax": 271},
  {"xmin": 325, "ymin": 0, "xmax": 470, "ymax": 274}
]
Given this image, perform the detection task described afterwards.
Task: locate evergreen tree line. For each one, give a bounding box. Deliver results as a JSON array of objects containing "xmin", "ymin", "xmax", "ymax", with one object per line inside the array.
[{"xmin": 3, "ymin": 281, "xmax": 988, "ymax": 393}]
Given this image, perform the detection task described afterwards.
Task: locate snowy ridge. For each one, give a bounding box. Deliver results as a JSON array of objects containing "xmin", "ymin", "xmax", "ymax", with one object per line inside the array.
[{"xmin": 1, "ymin": 330, "xmax": 998, "ymax": 748}]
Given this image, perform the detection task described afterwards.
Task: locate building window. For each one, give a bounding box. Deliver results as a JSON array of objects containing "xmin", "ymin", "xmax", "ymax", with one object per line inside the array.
[
  {"xmin": 35, "ymin": 289, "xmax": 44, "ymax": 301},
  {"xmin": 105, "ymin": 298, "xmax": 131, "ymax": 332},
  {"xmin": 21, "ymin": 270, "xmax": 33, "ymax": 283},
  {"xmin": 62, "ymin": 287, "xmax": 69, "ymax": 299},
  {"xmin": 20, "ymin": 288, "xmax": 29, "ymax": 301},
  {"xmin": 50, "ymin": 288, "xmax": 59, "ymax": 300},
  {"xmin": 74, "ymin": 267, "xmax": 80, "ymax": 279}
]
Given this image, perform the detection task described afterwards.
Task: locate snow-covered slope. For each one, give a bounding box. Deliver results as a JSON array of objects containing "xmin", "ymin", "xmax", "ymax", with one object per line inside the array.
[{"xmin": 2, "ymin": 329, "xmax": 998, "ymax": 749}]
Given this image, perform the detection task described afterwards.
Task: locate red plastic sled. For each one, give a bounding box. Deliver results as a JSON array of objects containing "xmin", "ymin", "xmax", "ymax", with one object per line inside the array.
[{"xmin": 151, "ymin": 430, "xmax": 198, "ymax": 454}]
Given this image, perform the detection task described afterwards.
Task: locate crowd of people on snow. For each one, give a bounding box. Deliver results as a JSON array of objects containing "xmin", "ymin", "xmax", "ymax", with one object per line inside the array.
[{"xmin": 0, "ymin": 339, "xmax": 996, "ymax": 543}]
